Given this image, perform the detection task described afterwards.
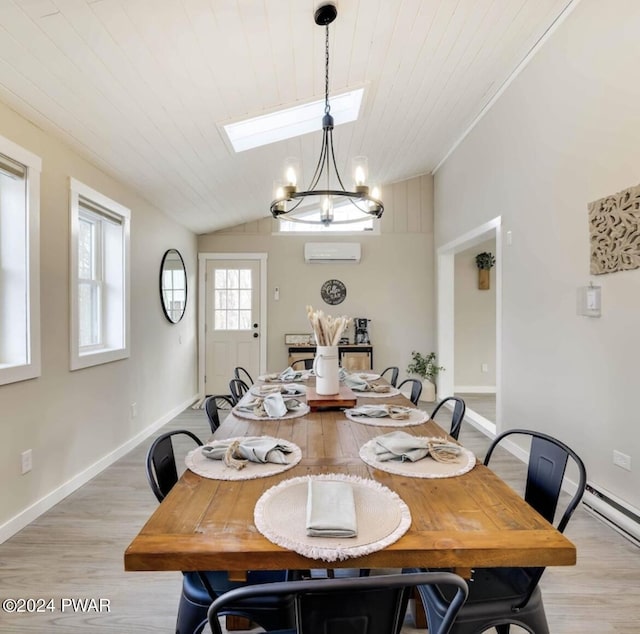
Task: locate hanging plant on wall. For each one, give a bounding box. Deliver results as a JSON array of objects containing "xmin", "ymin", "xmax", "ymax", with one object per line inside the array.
[{"xmin": 475, "ymin": 252, "xmax": 496, "ymax": 290}]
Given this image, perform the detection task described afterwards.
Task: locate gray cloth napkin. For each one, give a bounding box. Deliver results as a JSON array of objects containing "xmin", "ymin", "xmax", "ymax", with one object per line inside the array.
[
  {"xmin": 374, "ymin": 431, "xmax": 430, "ymax": 462},
  {"xmin": 305, "ymin": 480, "xmax": 358, "ymax": 538},
  {"xmin": 236, "ymin": 393, "xmax": 302, "ymax": 418},
  {"xmin": 349, "ymin": 404, "xmax": 412, "ymax": 419},
  {"xmin": 374, "ymin": 431, "xmax": 463, "ymax": 463},
  {"xmin": 344, "ymin": 375, "xmax": 371, "ymax": 391},
  {"xmin": 201, "ymin": 438, "xmax": 292, "ymax": 464},
  {"xmin": 279, "ymin": 367, "xmax": 307, "ymax": 381}
]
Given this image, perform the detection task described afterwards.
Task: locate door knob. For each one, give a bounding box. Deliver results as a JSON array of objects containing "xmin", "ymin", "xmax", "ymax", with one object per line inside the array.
[
  {"xmin": 253, "ymin": 332, "xmax": 259, "ymax": 338},
  {"xmin": 253, "ymin": 323, "xmax": 259, "ymax": 329}
]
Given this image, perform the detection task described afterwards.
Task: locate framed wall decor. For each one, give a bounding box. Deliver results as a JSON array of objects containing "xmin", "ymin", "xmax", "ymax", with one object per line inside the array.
[{"xmin": 321, "ymin": 279, "xmax": 347, "ymax": 305}]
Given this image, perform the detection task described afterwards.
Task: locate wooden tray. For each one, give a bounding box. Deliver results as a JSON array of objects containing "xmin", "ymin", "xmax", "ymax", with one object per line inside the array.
[{"xmin": 306, "ymin": 385, "xmax": 357, "ymax": 411}]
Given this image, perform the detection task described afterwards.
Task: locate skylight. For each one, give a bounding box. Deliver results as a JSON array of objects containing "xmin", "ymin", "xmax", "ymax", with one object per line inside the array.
[{"xmin": 223, "ymin": 88, "xmax": 364, "ymax": 152}]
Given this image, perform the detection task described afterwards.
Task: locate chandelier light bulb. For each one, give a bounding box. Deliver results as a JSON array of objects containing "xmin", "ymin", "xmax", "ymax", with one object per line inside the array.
[
  {"xmin": 285, "ymin": 166, "xmax": 297, "ymax": 187},
  {"xmin": 321, "ymin": 196, "xmax": 334, "ymax": 225},
  {"xmin": 352, "ymin": 156, "xmax": 369, "ymax": 195}
]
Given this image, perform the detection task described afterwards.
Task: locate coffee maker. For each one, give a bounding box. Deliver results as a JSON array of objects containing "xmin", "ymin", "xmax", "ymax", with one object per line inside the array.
[{"xmin": 354, "ymin": 318, "xmax": 371, "ymax": 344}]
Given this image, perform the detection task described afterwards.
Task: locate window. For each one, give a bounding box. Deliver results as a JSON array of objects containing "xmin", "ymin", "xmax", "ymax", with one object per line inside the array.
[
  {"xmin": 70, "ymin": 179, "xmax": 130, "ymax": 370},
  {"xmin": 214, "ymin": 268, "xmax": 252, "ymax": 330},
  {"xmin": 0, "ymin": 136, "xmax": 41, "ymax": 386}
]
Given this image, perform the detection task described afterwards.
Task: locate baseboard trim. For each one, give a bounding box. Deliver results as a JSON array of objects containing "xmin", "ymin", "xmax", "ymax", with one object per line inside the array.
[
  {"xmin": 454, "ymin": 385, "xmax": 496, "ymax": 394},
  {"xmin": 0, "ymin": 393, "xmax": 198, "ymax": 545},
  {"xmin": 460, "ymin": 406, "xmax": 496, "ymax": 437}
]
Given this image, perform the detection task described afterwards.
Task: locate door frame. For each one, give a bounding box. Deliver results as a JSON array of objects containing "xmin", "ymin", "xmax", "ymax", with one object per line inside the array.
[
  {"xmin": 198, "ymin": 252, "xmax": 268, "ymax": 398},
  {"xmin": 436, "ymin": 217, "xmax": 501, "ymax": 437}
]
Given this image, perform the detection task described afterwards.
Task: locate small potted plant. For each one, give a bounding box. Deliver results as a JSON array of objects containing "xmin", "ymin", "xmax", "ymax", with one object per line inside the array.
[
  {"xmin": 406, "ymin": 351, "xmax": 444, "ymax": 402},
  {"xmin": 475, "ymin": 251, "xmax": 495, "ymax": 290}
]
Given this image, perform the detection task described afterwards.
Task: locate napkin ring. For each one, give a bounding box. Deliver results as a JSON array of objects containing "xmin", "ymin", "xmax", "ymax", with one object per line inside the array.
[{"xmin": 224, "ymin": 440, "xmax": 248, "ymax": 470}]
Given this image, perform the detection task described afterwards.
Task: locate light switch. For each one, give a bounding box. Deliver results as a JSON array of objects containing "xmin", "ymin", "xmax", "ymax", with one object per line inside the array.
[{"xmin": 577, "ymin": 284, "xmax": 601, "ymax": 317}]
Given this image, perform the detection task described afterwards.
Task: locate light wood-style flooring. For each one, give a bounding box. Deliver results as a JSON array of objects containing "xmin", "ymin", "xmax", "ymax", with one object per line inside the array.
[{"xmin": 0, "ymin": 405, "xmax": 639, "ymax": 633}]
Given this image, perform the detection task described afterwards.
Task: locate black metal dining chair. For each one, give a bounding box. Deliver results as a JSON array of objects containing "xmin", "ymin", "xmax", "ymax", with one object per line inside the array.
[
  {"xmin": 291, "ymin": 358, "xmax": 314, "ymax": 370},
  {"xmin": 430, "ymin": 396, "xmax": 466, "ymax": 440},
  {"xmin": 380, "ymin": 366, "xmax": 399, "ymax": 387},
  {"xmin": 203, "ymin": 394, "xmax": 234, "ymax": 433},
  {"xmin": 233, "ymin": 366, "xmax": 254, "ymax": 386},
  {"xmin": 207, "ymin": 571, "xmax": 468, "ymax": 634},
  {"xmin": 145, "ymin": 430, "xmax": 292, "ymax": 634},
  {"xmin": 397, "ymin": 378, "xmax": 423, "ymax": 405},
  {"xmin": 413, "ymin": 429, "xmax": 587, "ymax": 634},
  {"xmin": 229, "ymin": 378, "xmax": 250, "ymax": 405}
]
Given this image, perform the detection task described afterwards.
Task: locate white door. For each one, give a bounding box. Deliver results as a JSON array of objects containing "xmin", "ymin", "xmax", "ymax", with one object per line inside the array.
[{"xmin": 205, "ymin": 259, "xmax": 261, "ymax": 394}]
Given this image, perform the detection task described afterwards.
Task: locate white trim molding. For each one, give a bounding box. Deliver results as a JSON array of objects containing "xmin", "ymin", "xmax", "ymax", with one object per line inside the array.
[{"xmin": 455, "ymin": 385, "xmax": 497, "ymax": 394}]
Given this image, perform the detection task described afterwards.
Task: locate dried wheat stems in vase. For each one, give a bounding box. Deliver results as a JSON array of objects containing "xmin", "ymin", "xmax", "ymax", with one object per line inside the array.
[{"xmin": 306, "ymin": 305, "xmax": 351, "ymax": 347}]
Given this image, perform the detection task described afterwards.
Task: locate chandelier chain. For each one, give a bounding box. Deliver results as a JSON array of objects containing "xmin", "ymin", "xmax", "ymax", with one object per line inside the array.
[{"xmin": 324, "ymin": 24, "xmax": 330, "ymax": 115}]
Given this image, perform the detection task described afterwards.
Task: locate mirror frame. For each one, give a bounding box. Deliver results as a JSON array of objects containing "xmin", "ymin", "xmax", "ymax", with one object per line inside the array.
[{"xmin": 159, "ymin": 249, "xmax": 187, "ymax": 324}]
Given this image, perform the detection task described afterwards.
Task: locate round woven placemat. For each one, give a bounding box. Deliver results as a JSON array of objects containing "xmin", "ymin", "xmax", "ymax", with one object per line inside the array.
[
  {"xmin": 254, "ymin": 473, "xmax": 411, "ymax": 562},
  {"xmin": 185, "ymin": 437, "xmax": 302, "ymax": 481},
  {"xmin": 359, "ymin": 436, "xmax": 476, "ymax": 479}
]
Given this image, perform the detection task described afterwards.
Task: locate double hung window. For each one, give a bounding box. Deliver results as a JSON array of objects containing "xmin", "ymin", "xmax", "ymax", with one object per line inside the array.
[
  {"xmin": 0, "ymin": 137, "xmax": 41, "ymax": 386},
  {"xmin": 70, "ymin": 179, "xmax": 130, "ymax": 370}
]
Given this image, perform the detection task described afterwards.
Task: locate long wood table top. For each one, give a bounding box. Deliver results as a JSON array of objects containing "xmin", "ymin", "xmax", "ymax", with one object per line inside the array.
[{"xmin": 125, "ymin": 391, "xmax": 576, "ymax": 575}]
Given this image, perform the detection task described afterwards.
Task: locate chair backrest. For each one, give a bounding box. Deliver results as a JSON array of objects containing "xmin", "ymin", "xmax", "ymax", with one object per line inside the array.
[
  {"xmin": 207, "ymin": 572, "xmax": 468, "ymax": 634},
  {"xmin": 145, "ymin": 429, "xmax": 203, "ymax": 502},
  {"xmin": 380, "ymin": 366, "xmax": 399, "ymax": 387},
  {"xmin": 430, "ymin": 397, "xmax": 466, "ymax": 440},
  {"xmin": 397, "ymin": 378, "xmax": 422, "ymax": 405},
  {"xmin": 229, "ymin": 378, "xmax": 250, "ymax": 404},
  {"xmin": 204, "ymin": 395, "xmax": 234, "ymax": 433},
  {"xmin": 291, "ymin": 358, "xmax": 314, "ymax": 370},
  {"xmin": 484, "ymin": 428, "xmax": 587, "ymax": 608},
  {"xmin": 233, "ymin": 366, "xmax": 254, "ymax": 385},
  {"xmin": 484, "ymin": 428, "xmax": 586, "ymax": 532}
]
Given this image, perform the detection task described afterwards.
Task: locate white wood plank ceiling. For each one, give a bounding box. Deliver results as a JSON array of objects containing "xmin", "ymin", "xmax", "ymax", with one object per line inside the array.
[{"xmin": 0, "ymin": 0, "xmax": 575, "ymax": 233}]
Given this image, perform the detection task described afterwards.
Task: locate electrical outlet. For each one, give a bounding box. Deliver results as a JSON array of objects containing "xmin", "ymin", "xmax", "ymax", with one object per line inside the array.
[
  {"xmin": 21, "ymin": 449, "xmax": 32, "ymax": 474},
  {"xmin": 481, "ymin": 363, "xmax": 488, "ymax": 373},
  {"xmin": 130, "ymin": 402, "xmax": 137, "ymax": 419},
  {"xmin": 613, "ymin": 450, "xmax": 631, "ymax": 471}
]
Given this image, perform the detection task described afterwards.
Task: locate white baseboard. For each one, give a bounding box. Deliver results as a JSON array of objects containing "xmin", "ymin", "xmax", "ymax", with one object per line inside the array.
[
  {"xmin": 0, "ymin": 393, "xmax": 199, "ymax": 545},
  {"xmin": 454, "ymin": 385, "xmax": 496, "ymax": 394}
]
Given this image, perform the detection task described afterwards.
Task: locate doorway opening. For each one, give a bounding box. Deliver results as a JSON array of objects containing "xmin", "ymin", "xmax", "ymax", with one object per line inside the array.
[{"xmin": 437, "ymin": 218, "xmax": 501, "ymax": 437}]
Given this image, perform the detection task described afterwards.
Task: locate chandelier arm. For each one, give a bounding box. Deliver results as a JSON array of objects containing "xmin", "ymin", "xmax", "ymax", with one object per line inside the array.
[
  {"xmin": 327, "ymin": 128, "xmax": 348, "ymax": 191},
  {"xmin": 307, "ymin": 129, "xmax": 329, "ymax": 191}
]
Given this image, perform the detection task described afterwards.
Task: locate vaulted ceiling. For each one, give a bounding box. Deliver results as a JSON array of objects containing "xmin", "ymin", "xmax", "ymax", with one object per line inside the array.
[{"xmin": 0, "ymin": 0, "xmax": 573, "ymax": 233}]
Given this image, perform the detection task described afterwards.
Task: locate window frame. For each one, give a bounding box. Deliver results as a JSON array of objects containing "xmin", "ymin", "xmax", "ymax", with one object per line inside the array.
[
  {"xmin": 69, "ymin": 178, "xmax": 130, "ymax": 370},
  {"xmin": 0, "ymin": 135, "xmax": 41, "ymax": 386}
]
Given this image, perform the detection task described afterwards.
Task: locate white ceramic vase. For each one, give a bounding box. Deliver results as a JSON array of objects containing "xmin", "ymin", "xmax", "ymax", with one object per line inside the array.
[{"xmin": 313, "ymin": 346, "xmax": 340, "ymax": 395}]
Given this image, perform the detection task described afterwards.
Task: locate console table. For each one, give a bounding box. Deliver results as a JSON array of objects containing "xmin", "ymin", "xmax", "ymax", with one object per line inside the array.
[{"xmin": 287, "ymin": 344, "xmax": 373, "ymax": 371}]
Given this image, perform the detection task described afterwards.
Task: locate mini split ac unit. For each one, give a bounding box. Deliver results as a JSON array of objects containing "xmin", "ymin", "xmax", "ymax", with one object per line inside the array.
[{"xmin": 304, "ymin": 242, "xmax": 361, "ymax": 263}]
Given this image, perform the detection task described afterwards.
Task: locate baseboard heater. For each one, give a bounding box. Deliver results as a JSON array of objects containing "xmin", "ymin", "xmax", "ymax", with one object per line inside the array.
[{"xmin": 583, "ymin": 483, "xmax": 640, "ymax": 547}]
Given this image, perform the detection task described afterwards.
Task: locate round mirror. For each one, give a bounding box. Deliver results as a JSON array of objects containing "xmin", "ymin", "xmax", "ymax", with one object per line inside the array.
[{"xmin": 160, "ymin": 249, "xmax": 187, "ymax": 323}]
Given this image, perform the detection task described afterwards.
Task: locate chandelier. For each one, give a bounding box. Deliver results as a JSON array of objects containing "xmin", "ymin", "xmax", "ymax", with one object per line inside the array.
[{"xmin": 270, "ymin": 2, "xmax": 383, "ymax": 226}]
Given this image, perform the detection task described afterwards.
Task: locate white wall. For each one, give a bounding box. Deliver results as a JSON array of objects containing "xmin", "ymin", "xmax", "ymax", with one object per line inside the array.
[
  {"xmin": 198, "ymin": 175, "xmax": 435, "ymax": 379},
  {"xmin": 454, "ymin": 238, "xmax": 496, "ymax": 390},
  {"xmin": 0, "ymin": 100, "xmax": 198, "ymax": 539},
  {"xmin": 435, "ymin": 0, "xmax": 640, "ymax": 508}
]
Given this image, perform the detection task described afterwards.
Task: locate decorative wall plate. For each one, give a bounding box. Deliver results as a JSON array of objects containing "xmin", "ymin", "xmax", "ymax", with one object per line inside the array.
[{"xmin": 321, "ymin": 279, "xmax": 347, "ymax": 305}]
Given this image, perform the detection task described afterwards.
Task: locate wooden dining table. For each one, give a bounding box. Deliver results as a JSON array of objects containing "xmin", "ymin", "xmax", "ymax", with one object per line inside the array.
[{"xmin": 124, "ymin": 383, "xmax": 576, "ymax": 580}]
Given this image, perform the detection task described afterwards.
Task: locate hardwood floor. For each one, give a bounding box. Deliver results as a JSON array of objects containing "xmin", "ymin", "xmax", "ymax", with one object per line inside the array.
[{"xmin": 0, "ymin": 406, "xmax": 639, "ymax": 633}]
